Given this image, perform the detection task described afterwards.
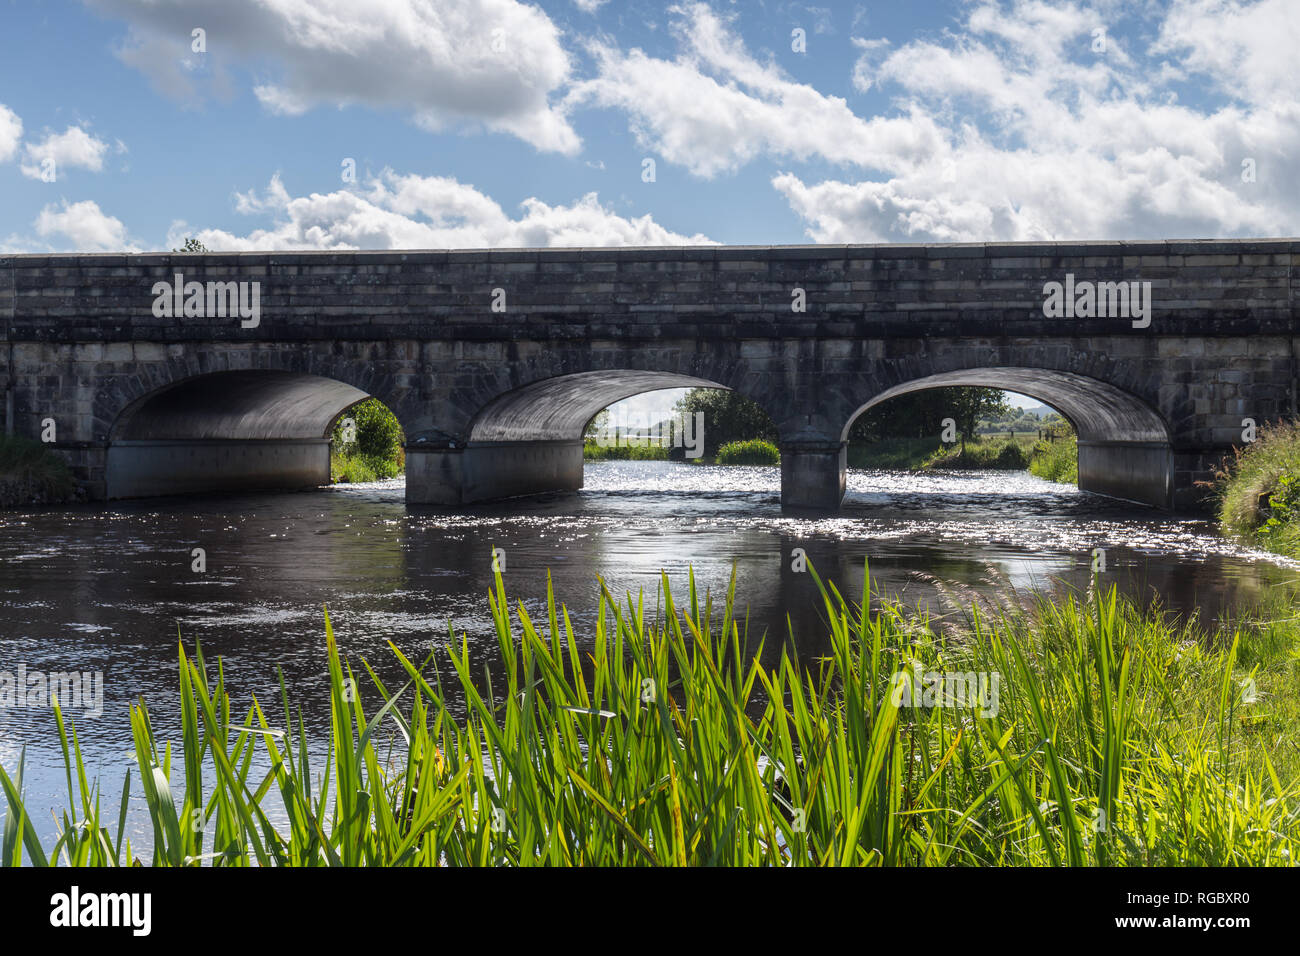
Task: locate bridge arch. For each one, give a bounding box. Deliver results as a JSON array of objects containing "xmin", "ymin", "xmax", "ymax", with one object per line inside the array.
[
  {"xmin": 408, "ymin": 368, "xmax": 788, "ymax": 505},
  {"xmin": 841, "ymin": 367, "xmax": 1174, "ymax": 508},
  {"xmin": 105, "ymin": 368, "xmax": 407, "ymax": 499}
]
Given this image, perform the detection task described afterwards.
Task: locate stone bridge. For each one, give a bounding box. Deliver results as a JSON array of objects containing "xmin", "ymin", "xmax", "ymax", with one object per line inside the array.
[{"xmin": 2, "ymin": 239, "xmax": 1295, "ymax": 511}]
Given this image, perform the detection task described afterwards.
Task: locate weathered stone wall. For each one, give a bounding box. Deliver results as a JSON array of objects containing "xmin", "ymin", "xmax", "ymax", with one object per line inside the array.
[{"xmin": 0, "ymin": 240, "xmax": 1294, "ymax": 510}]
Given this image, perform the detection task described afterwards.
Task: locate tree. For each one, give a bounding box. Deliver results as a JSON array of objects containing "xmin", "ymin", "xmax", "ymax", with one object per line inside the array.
[
  {"xmin": 945, "ymin": 387, "xmax": 1010, "ymax": 451},
  {"xmin": 673, "ymin": 389, "xmax": 776, "ymax": 458},
  {"xmin": 584, "ymin": 409, "xmax": 610, "ymax": 441},
  {"xmin": 848, "ymin": 387, "xmax": 1011, "ymax": 449},
  {"xmin": 848, "ymin": 391, "xmax": 950, "ymax": 442},
  {"xmin": 331, "ymin": 399, "xmax": 404, "ymax": 477},
  {"xmin": 173, "ymin": 237, "xmax": 209, "ymax": 252}
]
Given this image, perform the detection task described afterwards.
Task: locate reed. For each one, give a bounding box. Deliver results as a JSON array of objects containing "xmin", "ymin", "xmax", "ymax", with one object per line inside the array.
[{"xmin": 2, "ymin": 563, "xmax": 1296, "ymax": 866}]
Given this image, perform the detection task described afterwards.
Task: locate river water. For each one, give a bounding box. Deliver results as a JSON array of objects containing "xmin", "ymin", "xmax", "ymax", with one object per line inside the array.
[{"xmin": 2, "ymin": 462, "xmax": 1298, "ymax": 851}]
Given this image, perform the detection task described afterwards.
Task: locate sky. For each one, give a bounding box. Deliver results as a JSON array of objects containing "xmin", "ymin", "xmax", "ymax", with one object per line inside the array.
[{"xmin": 1, "ymin": 0, "xmax": 1295, "ymax": 418}]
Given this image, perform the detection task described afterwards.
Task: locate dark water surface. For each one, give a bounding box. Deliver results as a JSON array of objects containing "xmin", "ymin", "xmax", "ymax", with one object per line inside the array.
[{"xmin": 2, "ymin": 462, "xmax": 1297, "ymax": 849}]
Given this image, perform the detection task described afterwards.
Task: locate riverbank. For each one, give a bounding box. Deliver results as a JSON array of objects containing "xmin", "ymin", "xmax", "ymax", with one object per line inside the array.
[
  {"xmin": 1215, "ymin": 420, "xmax": 1300, "ymax": 558},
  {"xmin": 0, "ymin": 435, "xmax": 77, "ymax": 507},
  {"xmin": 3, "ymin": 565, "xmax": 1295, "ymax": 866}
]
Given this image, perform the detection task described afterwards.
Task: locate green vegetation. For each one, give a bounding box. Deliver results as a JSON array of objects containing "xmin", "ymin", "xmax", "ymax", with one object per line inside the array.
[
  {"xmin": 0, "ymin": 434, "xmax": 77, "ymax": 507},
  {"xmin": 1213, "ymin": 420, "xmax": 1300, "ymax": 558},
  {"xmin": 583, "ymin": 441, "xmax": 669, "ymax": 461},
  {"xmin": 714, "ymin": 439, "xmax": 779, "ymax": 465},
  {"xmin": 1029, "ymin": 431, "xmax": 1080, "ymax": 485},
  {"xmin": 847, "ymin": 436, "xmax": 942, "ymax": 469},
  {"xmin": 3, "ymin": 563, "xmax": 1296, "ymax": 866},
  {"xmin": 925, "ymin": 437, "xmax": 1030, "ymax": 470},
  {"xmin": 848, "ymin": 434, "xmax": 1038, "ymax": 471},
  {"xmin": 673, "ymin": 389, "xmax": 776, "ymax": 457},
  {"xmin": 330, "ymin": 399, "xmax": 404, "ymax": 483}
]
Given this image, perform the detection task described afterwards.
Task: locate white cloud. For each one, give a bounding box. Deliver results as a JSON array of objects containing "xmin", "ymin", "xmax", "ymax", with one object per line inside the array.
[
  {"xmin": 168, "ymin": 171, "xmax": 715, "ymax": 250},
  {"xmin": 1153, "ymin": 0, "xmax": 1300, "ymax": 104},
  {"xmin": 90, "ymin": 0, "xmax": 580, "ymax": 154},
  {"xmin": 778, "ymin": 0, "xmax": 1300, "ymax": 241},
  {"xmin": 20, "ymin": 126, "xmax": 112, "ymax": 180},
  {"xmin": 0, "ymin": 104, "xmax": 21, "ymax": 163},
  {"xmin": 573, "ymin": 0, "xmax": 607, "ymax": 12},
  {"xmin": 567, "ymin": 2, "xmax": 943, "ymax": 178},
  {"xmin": 33, "ymin": 199, "xmax": 139, "ymax": 251}
]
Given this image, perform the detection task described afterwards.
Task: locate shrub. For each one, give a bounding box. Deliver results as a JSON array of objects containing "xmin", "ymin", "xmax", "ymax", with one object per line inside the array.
[
  {"xmin": 1028, "ymin": 434, "xmax": 1078, "ymax": 484},
  {"xmin": 583, "ymin": 441, "xmax": 669, "ymax": 461},
  {"xmin": 330, "ymin": 399, "xmax": 404, "ymax": 481},
  {"xmin": 994, "ymin": 441, "xmax": 1028, "ymax": 469},
  {"xmin": 715, "ymin": 439, "xmax": 780, "ymax": 465},
  {"xmin": 0, "ymin": 434, "xmax": 77, "ymax": 506}
]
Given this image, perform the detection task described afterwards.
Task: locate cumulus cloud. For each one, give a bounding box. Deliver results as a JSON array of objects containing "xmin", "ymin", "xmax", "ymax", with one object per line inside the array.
[
  {"xmin": 89, "ymin": 0, "xmax": 580, "ymax": 154},
  {"xmin": 776, "ymin": 0, "xmax": 1300, "ymax": 241},
  {"xmin": 568, "ymin": 3, "xmax": 941, "ymax": 177},
  {"xmin": 0, "ymin": 104, "xmax": 21, "ymax": 163},
  {"xmin": 33, "ymin": 199, "xmax": 140, "ymax": 251},
  {"xmin": 564, "ymin": 0, "xmax": 1298, "ymax": 240},
  {"xmin": 167, "ymin": 171, "xmax": 715, "ymax": 250},
  {"xmin": 20, "ymin": 126, "xmax": 112, "ymax": 180}
]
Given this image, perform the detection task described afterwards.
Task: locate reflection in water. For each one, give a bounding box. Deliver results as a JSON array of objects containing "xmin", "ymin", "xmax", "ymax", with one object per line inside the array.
[{"xmin": 1, "ymin": 462, "xmax": 1297, "ymax": 846}]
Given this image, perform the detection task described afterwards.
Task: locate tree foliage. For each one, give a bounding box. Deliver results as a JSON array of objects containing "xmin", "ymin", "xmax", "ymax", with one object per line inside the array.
[
  {"xmin": 331, "ymin": 399, "xmax": 405, "ymax": 479},
  {"xmin": 673, "ymin": 389, "xmax": 777, "ymax": 458}
]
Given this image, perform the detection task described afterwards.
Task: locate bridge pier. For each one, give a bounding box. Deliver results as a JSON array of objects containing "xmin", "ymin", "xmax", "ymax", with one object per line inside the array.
[
  {"xmin": 780, "ymin": 441, "xmax": 847, "ymax": 510},
  {"xmin": 405, "ymin": 440, "xmax": 584, "ymax": 505},
  {"xmin": 106, "ymin": 439, "xmax": 331, "ymax": 499},
  {"xmin": 1077, "ymin": 440, "xmax": 1174, "ymax": 509}
]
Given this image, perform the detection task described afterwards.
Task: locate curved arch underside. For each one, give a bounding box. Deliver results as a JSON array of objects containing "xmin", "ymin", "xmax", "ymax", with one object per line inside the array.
[
  {"xmin": 114, "ymin": 370, "xmax": 370, "ymax": 440},
  {"xmin": 846, "ymin": 368, "xmax": 1169, "ymax": 443},
  {"xmin": 467, "ymin": 371, "xmax": 725, "ymax": 442}
]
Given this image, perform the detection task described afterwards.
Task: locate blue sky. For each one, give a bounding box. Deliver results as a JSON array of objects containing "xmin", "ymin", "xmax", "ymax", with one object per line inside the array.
[
  {"xmin": 0, "ymin": 0, "xmax": 1294, "ymax": 417},
  {"xmin": 1, "ymin": 0, "xmax": 1295, "ymax": 255}
]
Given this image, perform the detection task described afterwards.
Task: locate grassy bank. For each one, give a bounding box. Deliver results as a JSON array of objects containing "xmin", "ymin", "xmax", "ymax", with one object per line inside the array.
[
  {"xmin": 583, "ymin": 441, "xmax": 669, "ymax": 461},
  {"xmin": 849, "ymin": 434, "xmax": 1046, "ymax": 472},
  {"xmin": 1029, "ymin": 433, "xmax": 1079, "ymax": 484},
  {"xmin": 715, "ymin": 439, "xmax": 779, "ymax": 465},
  {"xmin": 0, "ymin": 434, "xmax": 77, "ymax": 507},
  {"xmin": 3, "ymin": 564, "xmax": 1296, "ymax": 866},
  {"xmin": 1214, "ymin": 420, "xmax": 1300, "ymax": 558}
]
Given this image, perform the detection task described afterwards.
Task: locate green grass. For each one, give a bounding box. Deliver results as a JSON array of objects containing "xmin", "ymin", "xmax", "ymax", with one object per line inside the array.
[
  {"xmin": 1028, "ymin": 433, "xmax": 1079, "ymax": 484},
  {"xmin": 848, "ymin": 434, "xmax": 1040, "ymax": 471},
  {"xmin": 583, "ymin": 441, "xmax": 670, "ymax": 461},
  {"xmin": 1213, "ymin": 420, "xmax": 1300, "ymax": 558},
  {"xmin": 847, "ymin": 436, "xmax": 942, "ymax": 469},
  {"xmin": 714, "ymin": 439, "xmax": 780, "ymax": 465},
  {"xmin": 3, "ymin": 562, "xmax": 1296, "ymax": 866},
  {"xmin": 330, "ymin": 447, "xmax": 404, "ymax": 483},
  {"xmin": 0, "ymin": 434, "xmax": 76, "ymax": 506}
]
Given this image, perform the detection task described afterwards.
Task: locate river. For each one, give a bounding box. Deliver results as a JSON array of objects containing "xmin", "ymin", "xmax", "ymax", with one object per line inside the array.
[{"xmin": 2, "ymin": 462, "xmax": 1297, "ymax": 851}]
